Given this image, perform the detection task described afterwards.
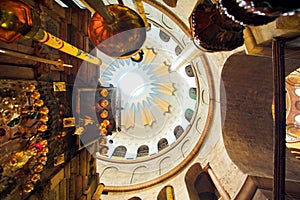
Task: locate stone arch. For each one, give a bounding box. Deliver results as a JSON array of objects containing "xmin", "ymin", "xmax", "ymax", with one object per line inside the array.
[
  {"xmin": 185, "ymin": 163, "xmax": 203, "ymax": 200},
  {"xmin": 159, "ymin": 156, "xmax": 171, "ymax": 175},
  {"xmin": 100, "ymin": 167, "xmax": 119, "ymax": 185},
  {"xmin": 185, "ymin": 65, "xmax": 194, "ymax": 77},
  {"xmin": 189, "ymin": 87, "xmax": 197, "ymax": 100},
  {"xmin": 137, "ymin": 145, "xmax": 149, "ymax": 157},
  {"xmin": 180, "ymin": 139, "xmax": 190, "ymax": 158},
  {"xmin": 185, "ymin": 163, "xmax": 220, "ymax": 200},
  {"xmin": 128, "ymin": 197, "xmax": 142, "ymax": 200},
  {"xmin": 158, "ymin": 138, "xmax": 169, "ymax": 152},
  {"xmin": 184, "ymin": 108, "xmax": 194, "ymax": 122},
  {"xmin": 112, "ymin": 145, "xmax": 127, "ymax": 158},
  {"xmin": 159, "ymin": 29, "xmax": 170, "ymax": 42},
  {"xmin": 174, "ymin": 125, "xmax": 184, "ymax": 139},
  {"xmin": 221, "ymin": 52, "xmax": 300, "ymax": 178},
  {"xmin": 157, "ymin": 185, "xmax": 175, "ymax": 200},
  {"xmin": 130, "ymin": 166, "xmax": 148, "ymax": 184}
]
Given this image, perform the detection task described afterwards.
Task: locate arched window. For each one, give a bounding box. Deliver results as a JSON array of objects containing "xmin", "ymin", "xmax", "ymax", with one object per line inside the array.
[
  {"xmin": 189, "ymin": 88, "xmax": 197, "ymax": 100},
  {"xmin": 158, "ymin": 138, "xmax": 169, "ymax": 152},
  {"xmin": 195, "ymin": 173, "xmax": 220, "ymax": 200},
  {"xmin": 185, "ymin": 108, "xmax": 194, "ymax": 122},
  {"xmin": 185, "ymin": 164, "xmax": 220, "ymax": 200},
  {"xmin": 174, "ymin": 125, "xmax": 184, "ymax": 139},
  {"xmin": 157, "ymin": 185, "xmax": 175, "ymax": 200},
  {"xmin": 159, "ymin": 30, "xmax": 170, "ymax": 42},
  {"xmin": 112, "ymin": 146, "xmax": 127, "ymax": 157},
  {"xmin": 185, "ymin": 65, "xmax": 194, "ymax": 77},
  {"xmin": 175, "ymin": 45, "xmax": 182, "ymax": 56},
  {"xmin": 137, "ymin": 145, "xmax": 149, "ymax": 157}
]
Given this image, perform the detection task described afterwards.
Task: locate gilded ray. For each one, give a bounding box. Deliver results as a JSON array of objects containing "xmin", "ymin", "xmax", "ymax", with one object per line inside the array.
[
  {"xmin": 152, "ymin": 83, "xmax": 175, "ymax": 95},
  {"xmin": 142, "ymin": 48, "xmax": 156, "ymax": 66},
  {"xmin": 286, "ymin": 141, "xmax": 300, "ymax": 149},
  {"xmin": 123, "ymin": 104, "xmax": 135, "ymax": 129},
  {"xmin": 138, "ymin": 102, "xmax": 155, "ymax": 126},
  {"xmin": 151, "ymin": 96, "xmax": 170, "ymax": 114},
  {"xmin": 151, "ymin": 62, "xmax": 169, "ymax": 77}
]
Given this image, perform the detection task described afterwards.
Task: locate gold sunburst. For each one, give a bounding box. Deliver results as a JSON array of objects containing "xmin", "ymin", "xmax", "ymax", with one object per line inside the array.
[{"xmin": 100, "ymin": 48, "xmax": 175, "ymax": 129}]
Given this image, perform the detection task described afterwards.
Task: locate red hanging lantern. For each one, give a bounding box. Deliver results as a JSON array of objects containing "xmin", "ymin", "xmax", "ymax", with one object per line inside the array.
[
  {"xmin": 0, "ymin": 0, "xmax": 40, "ymax": 43},
  {"xmin": 88, "ymin": 4, "xmax": 146, "ymax": 58}
]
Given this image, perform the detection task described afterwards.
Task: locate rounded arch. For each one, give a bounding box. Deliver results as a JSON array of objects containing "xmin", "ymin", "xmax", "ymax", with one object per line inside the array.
[
  {"xmin": 137, "ymin": 145, "xmax": 149, "ymax": 157},
  {"xmin": 184, "ymin": 108, "xmax": 194, "ymax": 122},
  {"xmin": 185, "ymin": 163, "xmax": 203, "ymax": 200},
  {"xmin": 189, "ymin": 87, "xmax": 197, "ymax": 100},
  {"xmin": 174, "ymin": 125, "xmax": 184, "ymax": 139},
  {"xmin": 128, "ymin": 197, "xmax": 142, "ymax": 200},
  {"xmin": 185, "ymin": 65, "xmax": 194, "ymax": 77},
  {"xmin": 99, "ymin": 166, "xmax": 119, "ymax": 184},
  {"xmin": 112, "ymin": 146, "xmax": 127, "ymax": 158},
  {"xmin": 130, "ymin": 166, "xmax": 148, "ymax": 184},
  {"xmin": 158, "ymin": 138, "xmax": 169, "ymax": 152},
  {"xmin": 185, "ymin": 163, "xmax": 220, "ymax": 200},
  {"xmin": 157, "ymin": 185, "xmax": 175, "ymax": 200},
  {"xmin": 222, "ymin": 52, "xmax": 300, "ymax": 178}
]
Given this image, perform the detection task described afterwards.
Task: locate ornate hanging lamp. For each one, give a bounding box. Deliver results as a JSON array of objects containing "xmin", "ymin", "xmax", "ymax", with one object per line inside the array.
[
  {"xmin": 190, "ymin": 0, "xmax": 244, "ymax": 51},
  {"xmin": 219, "ymin": 0, "xmax": 300, "ymax": 26},
  {"xmin": 0, "ymin": 0, "xmax": 101, "ymax": 65},
  {"xmin": 86, "ymin": 0, "xmax": 146, "ymax": 58}
]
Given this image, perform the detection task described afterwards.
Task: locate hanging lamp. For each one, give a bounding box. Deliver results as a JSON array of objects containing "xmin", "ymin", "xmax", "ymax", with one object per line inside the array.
[
  {"xmin": 86, "ymin": 0, "xmax": 146, "ymax": 58},
  {"xmin": 218, "ymin": 0, "xmax": 300, "ymax": 26},
  {"xmin": 0, "ymin": 0, "xmax": 101, "ymax": 65},
  {"xmin": 190, "ymin": 0, "xmax": 244, "ymax": 51}
]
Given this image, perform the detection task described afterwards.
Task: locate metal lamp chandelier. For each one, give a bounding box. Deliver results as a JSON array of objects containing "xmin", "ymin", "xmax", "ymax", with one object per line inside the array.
[
  {"xmin": 0, "ymin": 0, "xmax": 101, "ymax": 65},
  {"xmin": 86, "ymin": 0, "xmax": 147, "ymax": 58}
]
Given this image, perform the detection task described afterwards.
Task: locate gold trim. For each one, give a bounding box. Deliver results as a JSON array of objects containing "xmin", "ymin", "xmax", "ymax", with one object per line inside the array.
[
  {"xmin": 102, "ymin": 51, "xmax": 214, "ymax": 193},
  {"xmin": 143, "ymin": 0, "xmax": 192, "ymax": 38}
]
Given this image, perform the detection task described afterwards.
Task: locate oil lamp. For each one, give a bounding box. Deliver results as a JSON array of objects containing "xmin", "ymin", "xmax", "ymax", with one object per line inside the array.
[
  {"xmin": 219, "ymin": 0, "xmax": 300, "ymax": 26},
  {"xmin": 40, "ymin": 107, "xmax": 49, "ymax": 115},
  {"xmin": 39, "ymin": 115, "xmax": 49, "ymax": 123},
  {"xmin": 100, "ymin": 88, "xmax": 108, "ymax": 97},
  {"xmin": 38, "ymin": 124, "xmax": 47, "ymax": 132},
  {"xmin": 86, "ymin": 0, "xmax": 146, "ymax": 58},
  {"xmin": 30, "ymin": 174, "xmax": 40, "ymax": 183},
  {"xmin": 191, "ymin": 1, "xmax": 244, "ymax": 51},
  {"xmin": 34, "ymin": 99, "xmax": 44, "ymax": 107},
  {"xmin": 0, "ymin": 0, "xmax": 101, "ymax": 65},
  {"xmin": 23, "ymin": 182, "xmax": 34, "ymax": 193}
]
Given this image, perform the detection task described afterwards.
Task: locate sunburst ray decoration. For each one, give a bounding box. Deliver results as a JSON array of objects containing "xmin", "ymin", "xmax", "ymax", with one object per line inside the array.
[{"xmin": 100, "ymin": 48, "xmax": 175, "ymax": 129}]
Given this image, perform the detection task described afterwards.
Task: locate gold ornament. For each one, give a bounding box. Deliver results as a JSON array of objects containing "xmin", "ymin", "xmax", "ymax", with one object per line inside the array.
[
  {"xmin": 38, "ymin": 156, "xmax": 47, "ymax": 165},
  {"xmin": 25, "ymin": 84, "xmax": 36, "ymax": 93},
  {"xmin": 30, "ymin": 91, "xmax": 40, "ymax": 99},
  {"xmin": 100, "ymin": 89, "xmax": 108, "ymax": 97},
  {"xmin": 100, "ymin": 99, "xmax": 109, "ymax": 108},
  {"xmin": 33, "ymin": 164, "xmax": 44, "ymax": 173},
  {"xmin": 41, "ymin": 147, "xmax": 49, "ymax": 155},
  {"xmin": 39, "ymin": 107, "xmax": 49, "ymax": 115},
  {"xmin": 30, "ymin": 174, "xmax": 40, "ymax": 183},
  {"xmin": 39, "ymin": 115, "xmax": 48, "ymax": 123},
  {"xmin": 40, "ymin": 139, "xmax": 48, "ymax": 147},
  {"xmin": 23, "ymin": 182, "xmax": 34, "ymax": 193},
  {"xmin": 100, "ymin": 109, "xmax": 108, "ymax": 118},
  {"xmin": 34, "ymin": 99, "xmax": 44, "ymax": 107},
  {"xmin": 38, "ymin": 124, "xmax": 47, "ymax": 132}
]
